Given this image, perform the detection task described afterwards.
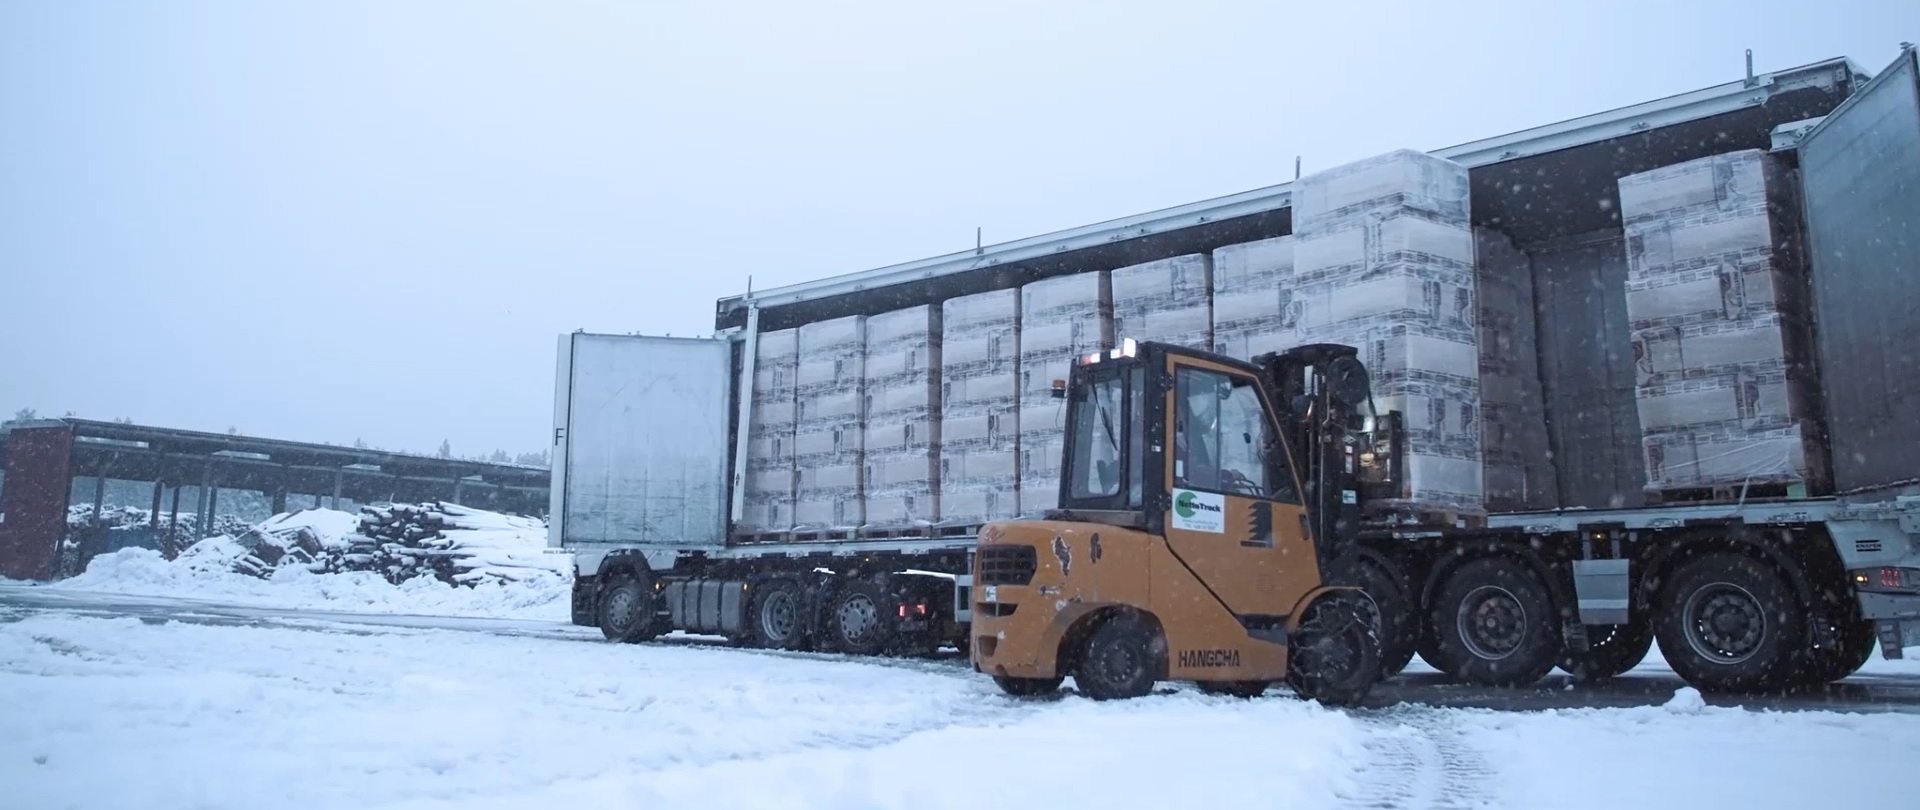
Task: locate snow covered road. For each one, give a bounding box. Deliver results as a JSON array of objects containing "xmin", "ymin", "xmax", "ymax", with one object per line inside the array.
[{"xmin": 5, "ymin": 591, "xmax": 1920, "ymax": 810}]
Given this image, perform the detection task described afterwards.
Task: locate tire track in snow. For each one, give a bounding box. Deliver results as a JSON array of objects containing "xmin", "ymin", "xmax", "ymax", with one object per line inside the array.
[{"xmin": 1339, "ymin": 706, "xmax": 1500, "ymax": 809}]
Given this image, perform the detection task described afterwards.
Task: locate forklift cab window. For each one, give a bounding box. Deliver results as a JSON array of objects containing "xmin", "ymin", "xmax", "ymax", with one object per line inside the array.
[
  {"xmin": 1066, "ymin": 366, "xmax": 1145, "ymax": 508},
  {"xmin": 1175, "ymin": 366, "xmax": 1286, "ymax": 501}
]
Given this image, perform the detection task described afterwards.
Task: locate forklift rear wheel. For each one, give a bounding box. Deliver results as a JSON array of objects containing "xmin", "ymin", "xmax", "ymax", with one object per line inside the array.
[
  {"xmin": 993, "ymin": 675, "xmax": 1064, "ymax": 697},
  {"xmin": 1073, "ymin": 613, "xmax": 1159, "ymax": 701},
  {"xmin": 1287, "ymin": 590, "xmax": 1381, "ymax": 707},
  {"xmin": 597, "ymin": 572, "xmax": 661, "ymax": 644}
]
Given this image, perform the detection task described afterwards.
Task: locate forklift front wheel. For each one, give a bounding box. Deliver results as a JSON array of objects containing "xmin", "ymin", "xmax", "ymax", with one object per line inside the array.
[{"xmin": 1287, "ymin": 591, "xmax": 1382, "ymax": 707}]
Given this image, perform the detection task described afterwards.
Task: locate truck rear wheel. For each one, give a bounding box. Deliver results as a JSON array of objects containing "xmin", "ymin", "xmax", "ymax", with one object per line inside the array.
[
  {"xmin": 597, "ymin": 571, "xmax": 661, "ymax": 643},
  {"xmin": 1287, "ymin": 590, "xmax": 1381, "ymax": 707},
  {"xmin": 1655, "ymin": 552, "xmax": 1805, "ymax": 692},
  {"xmin": 1072, "ymin": 613, "xmax": 1158, "ymax": 701},
  {"xmin": 1332, "ymin": 554, "xmax": 1417, "ymax": 678},
  {"xmin": 1429, "ymin": 556, "xmax": 1561, "ymax": 686}
]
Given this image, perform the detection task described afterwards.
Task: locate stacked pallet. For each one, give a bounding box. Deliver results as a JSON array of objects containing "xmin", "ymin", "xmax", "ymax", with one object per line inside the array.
[
  {"xmin": 1017, "ymin": 272, "xmax": 1113, "ymax": 517},
  {"xmin": 1474, "ymin": 227, "xmax": 1559, "ymax": 511},
  {"xmin": 862, "ymin": 305, "xmax": 943, "ymax": 531},
  {"xmin": 1210, "ymin": 235, "xmax": 1297, "ymax": 362},
  {"xmin": 792, "ymin": 315, "xmax": 867, "ymax": 533},
  {"xmin": 1290, "ymin": 148, "xmax": 1485, "ymax": 517},
  {"xmin": 738, "ymin": 328, "xmax": 799, "ymax": 533},
  {"xmin": 939, "ymin": 289, "xmax": 1023, "ymax": 525},
  {"xmin": 1112, "ymin": 254, "xmax": 1213, "ymax": 351},
  {"xmin": 1618, "ymin": 149, "xmax": 1825, "ymax": 496}
]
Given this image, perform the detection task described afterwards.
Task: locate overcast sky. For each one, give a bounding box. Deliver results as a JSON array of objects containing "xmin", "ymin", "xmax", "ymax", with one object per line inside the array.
[{"xmin": 2, "ymin": 0, "xmax": 1913, "ymax": 458}]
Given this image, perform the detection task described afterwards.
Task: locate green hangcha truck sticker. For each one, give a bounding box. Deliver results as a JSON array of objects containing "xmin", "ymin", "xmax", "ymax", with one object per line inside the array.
[{"xmin": 1171, "ymin": 488, "xmax": 1225, "ymax": 533}]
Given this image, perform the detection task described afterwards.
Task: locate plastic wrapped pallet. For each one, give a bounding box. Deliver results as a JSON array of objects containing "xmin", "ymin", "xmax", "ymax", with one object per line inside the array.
[
  {"xmin": 1618, "ymin": 149, "xmax": 1826, "ymax": 495},
  {"xmin": 1291, "ymin": 148, "xmax": 1484, "ymax": 517},
  {"xmin": 862, "ymin": 305, "xmax": 942, "ymax": 530},
  {"xmin": 1210, "ymin": 236, "xmax": 1297, "ymax": 362},
  {"xmin": 792, "ymin": 315, "xmax": 866, "ymax": 533},
  {"xmin": 1112, "ymin": 254, "xmax": 1213, "ymax": 351},
  {"xmin": 1473, "ymin": 228, "xmax": 1558, "ymax": 512},
  {"xmin": 940, "ymin": 289, "xmax": 1022, "ymax": 525},
  {"xmin": 739, "ymin": 328, "xmax": 799, "ymax": 533},
  {"xmin": 1017, "ymin": 272, "xmax": 1112, "ymax": 517}
]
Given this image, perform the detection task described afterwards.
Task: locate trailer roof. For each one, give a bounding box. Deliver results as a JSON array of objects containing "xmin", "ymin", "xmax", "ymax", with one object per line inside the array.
[{"xmin": 715, "ymin": 55, "xmax": 1865, "ymax": 320}]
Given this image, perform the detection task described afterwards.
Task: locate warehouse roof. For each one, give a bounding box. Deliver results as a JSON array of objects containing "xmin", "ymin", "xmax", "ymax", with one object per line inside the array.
[{"xmin": 714, "ymin": 54, "xmax": 1867, "ymax": 324}]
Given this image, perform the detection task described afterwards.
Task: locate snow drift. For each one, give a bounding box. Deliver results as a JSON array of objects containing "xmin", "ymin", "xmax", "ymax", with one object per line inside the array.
[{"xmin": 48, "ymin": 503, "xmax": 571, "ymax": 621}]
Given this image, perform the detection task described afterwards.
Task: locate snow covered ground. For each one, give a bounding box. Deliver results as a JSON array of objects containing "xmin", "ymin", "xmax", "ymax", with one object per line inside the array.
[{"xmin": 5, "ymin": 610, "xmax": 1919, "ymax": 810}]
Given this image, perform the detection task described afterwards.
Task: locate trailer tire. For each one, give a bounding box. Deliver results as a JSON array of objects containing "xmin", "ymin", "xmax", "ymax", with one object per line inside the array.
[
  {"xmin": 993, "ymin": 675, "xmax": 1064, "ymax": 697},
  {"xmin": 1339, "ymin": 555, "xmax": 1417, "ymax": 678},
  {"xmin": 1072, "ymin": 612, "xmax": 1159, "ymax": 701},
  {"xmin": 746, "ymin": 578, "xmax": 810, "ymax": 650},
  {"xmin": 1430, "ymin": 557, "xmax": 1561, "ymax": 687},
  {"xmin": 822, "ymin": 578, "xmax": 894, "ymax": 656},
  {"xmin": 1557, "ymin": 621, "xmax": 1653, "ymax": 682},
  {"xmin": 1655, "ymin": 551, "xmax": 1805, "ymax": 693},
  {"xmin": 597, "ymin": 571, "xmax": 661, "ymax": 644},
  {"xmin": 1287, "ymin": 590, "xmax": 1382, "ymax": 707},
  {"xmin": 1795, "ymin": 618, "xmax": 1878, "ymax": 686}
]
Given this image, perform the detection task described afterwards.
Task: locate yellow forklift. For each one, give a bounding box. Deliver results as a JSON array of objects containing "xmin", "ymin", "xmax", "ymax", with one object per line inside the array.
[{"xmin": 969, "ymin": 338, "xmax": 1391, "ymax": 705}]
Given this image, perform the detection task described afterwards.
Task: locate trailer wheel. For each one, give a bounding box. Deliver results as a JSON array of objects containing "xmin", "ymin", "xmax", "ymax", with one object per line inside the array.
[
  {"xmin": 1336, "ymin": 555, "xmax": 1417, "ymax": 678},
  {"xmin": 823, "ymin": 578, "xmax": 893, "ymax": 656},
  {"xmin": 1654, "ymin": 552, "xmax": 1805, "ymax": 692},
  {"xmin": 1287, "ymin": 590, "xmax": 1382, "ymax": 707},
  {"xmin": 1557, "ymin": 621, "xmax": 1653, "ymax": 682},
  {"xmin": 993, "ymin": 675, "xmax": 1064, "ymax": 697},
  {"xmin": 1072, "ymin": 612, "xmax": 1159, "ymax": 701},
  {"xmin": 1430, "ymin": 557, "xmax": 1561, "ymax": 686},
  {"xmin": 1794, "ymin": 617, "xmax": 1877, "ymax": 686},
  {"xmin": 597, "ymin": 571, "xmax": 661, "ymax": 644},
  {"xmin": 747, "ymin": 578, "xmax": 810, "ymax": 650}
]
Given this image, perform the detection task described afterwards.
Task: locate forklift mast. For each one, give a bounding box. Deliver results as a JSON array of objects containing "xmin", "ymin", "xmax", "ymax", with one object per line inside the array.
[{"xmin": 1253, "ymin": 344, "xmax": 1403, "ymax": 558}]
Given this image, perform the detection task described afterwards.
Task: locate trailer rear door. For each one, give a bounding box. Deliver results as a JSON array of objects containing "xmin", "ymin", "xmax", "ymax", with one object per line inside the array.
[
  {"xmin": 550, "ymin": 333, "xmax": 732, "ymax": 548},
  {"xmin": 1798, "ymin": 46, "xmax": 1920, "ymax": 493}
]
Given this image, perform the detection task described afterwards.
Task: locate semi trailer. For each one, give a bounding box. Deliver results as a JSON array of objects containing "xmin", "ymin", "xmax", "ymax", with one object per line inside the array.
[{"xmin": 552, "ymin": 47, "xmax": 1920, "ymax": 695}]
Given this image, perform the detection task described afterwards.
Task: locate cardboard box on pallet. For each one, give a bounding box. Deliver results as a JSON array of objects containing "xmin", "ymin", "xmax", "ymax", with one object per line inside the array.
[
  {"xmin": 1112, "ymin": 254, "xmax": 1213, "ymax": 351},
  {"xmin": 739, "ymin": 328, "xmax": 800, "ymax": 533},
  {"xmin": 862, "ymin": 305, "xmax": 942, "ymax": 530},
  {"xmin": 792, "ymin": 315, "xmax": 866, "ymax": 533},
  {"xmin": 1290, "ymin": 148, "xmax": 1484, "ymax": 517},
  {"xmin": 1474, "ymin": 228, "xmax": 1559, "ymax": 511},
  {"xmin": 1618, "ymin": 149, "xmax": 1826, "ymax": 495},
  {"xmin": 939, "ymin": 289, "xmax": 1022, "ymax": 525},
  {"xmin": 1210, "ymin": 235, "xmax": 1297, "ymax": 362},
  {"xmin": 1017, "ymin": 272, "xmax": 1112, "ymax": 517}
]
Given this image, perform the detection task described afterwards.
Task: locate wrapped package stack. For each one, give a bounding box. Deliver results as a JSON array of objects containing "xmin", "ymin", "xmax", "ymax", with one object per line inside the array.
[
  {"xmin": 792, "ymin": 315, "xmax": 867, "ymax": 534},
  {"xmin": 1617, "ymin": 149, "xmax": 1825, "ymax": 496},
  {"xmin": 862, "ymin": 305, "xmax": 943, "ymax": 530},
  {"xmin": 1017, "ymin": 272, "xmax": 1113, "ymax": 517},
  {"xmin": 1210, "ymin": 236, "xmax": 1297, "ymax": 362},
  {"xmin": 1112, "ymin": 254, "xmax": 1213, "ymax": 351},
  {"xmin": 939, "ymin": 289, "xmax": 1023, "ymax": 525},
  {"xmin": 1290, "ymin": 148, "xmax": 1485, "ymax": 517},
  {"xmin": 1473, "ymin": 228, "xmax": 1558, "ymax": 512},
  {"xmin": 738, "ymin": 327, "xmax": 800, "ymax": 533}
]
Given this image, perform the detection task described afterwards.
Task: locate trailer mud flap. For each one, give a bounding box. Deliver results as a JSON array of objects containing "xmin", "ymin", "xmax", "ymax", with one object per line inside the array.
[{"xmin": 1878, "ymin": 620, "xmax": 1920, "ymax": 660}]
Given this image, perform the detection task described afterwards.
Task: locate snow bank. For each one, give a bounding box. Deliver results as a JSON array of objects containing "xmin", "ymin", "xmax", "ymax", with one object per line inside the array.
[{"xmin": 48, "ymin": 505, "xmax": 571, "ymax": 621}]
